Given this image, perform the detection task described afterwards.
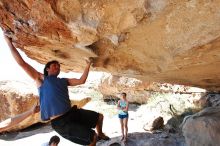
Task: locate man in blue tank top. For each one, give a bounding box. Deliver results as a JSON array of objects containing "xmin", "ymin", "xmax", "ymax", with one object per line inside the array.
[{"xmin": 4, "ymin": 34, "xmax": 109, "ymax": 146}]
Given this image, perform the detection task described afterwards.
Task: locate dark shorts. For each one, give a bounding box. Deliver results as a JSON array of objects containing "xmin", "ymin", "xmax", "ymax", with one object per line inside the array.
[
  {"xmin": 51, "ymin": 106, "xmax": 99, "ymax": 145},
  {"xmin": 118, "ymin": 113, "xmax": 129, "ymax": 119}
]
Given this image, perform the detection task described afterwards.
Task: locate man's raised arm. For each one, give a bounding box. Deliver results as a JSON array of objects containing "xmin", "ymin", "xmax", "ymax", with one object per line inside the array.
[
  {"xmin": 4, "ymin": 35, "xmax": 43, "ymax": 86},
  {"xmin": 67, "ymin": 58, "xmax": 93, "ymax": 86}
]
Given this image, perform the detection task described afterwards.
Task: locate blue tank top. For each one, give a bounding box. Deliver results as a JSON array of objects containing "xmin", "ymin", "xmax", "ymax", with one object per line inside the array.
[
  {"xmin": 118, "ymin": 100, "xmax": 128, "ymax": 115},
  {"xmin": 38, "ymin": 75, "xmax": 71, "ymax": 121}
]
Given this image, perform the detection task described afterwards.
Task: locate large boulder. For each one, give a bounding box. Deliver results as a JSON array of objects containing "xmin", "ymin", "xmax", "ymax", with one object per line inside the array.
[
  {"xmin": 182, "ymin": 107, "xmax": 220, "ymax": 146},
  {"xmin": 0, "ymin": 1, "xmax": 220, "ymax": 90},
  {"xmin": 0, "ymin": 80, "xmax": 38, "ymax": 122}
]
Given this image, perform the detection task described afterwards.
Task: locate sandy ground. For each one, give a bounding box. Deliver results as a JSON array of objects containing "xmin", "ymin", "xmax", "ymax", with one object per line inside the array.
[
  {"xmin": 0, "ymin": 111, "xmax": 146, "ymax": 146},
  {"xmin": 0, "ymin": 112, "xmax": 185, "ymax": 146},
  {"xmin": 0, "ymin": 100, "xmax": 186, "ymax": 146}
]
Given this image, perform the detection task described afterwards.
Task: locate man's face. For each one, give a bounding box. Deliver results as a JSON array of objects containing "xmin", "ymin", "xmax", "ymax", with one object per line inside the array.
[{"xmin": 47, "ymin": 63, "xmax": 60, "ymax": 76}]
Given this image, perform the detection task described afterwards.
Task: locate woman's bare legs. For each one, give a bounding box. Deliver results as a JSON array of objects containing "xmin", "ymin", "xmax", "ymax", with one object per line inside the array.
[
  {"xmin": 123, "ymin": 117, "xmax": 128, "ymax": 142},
  {"xmin": 120, "ymin": 118, "xmax": 124, "ymax": 141}
]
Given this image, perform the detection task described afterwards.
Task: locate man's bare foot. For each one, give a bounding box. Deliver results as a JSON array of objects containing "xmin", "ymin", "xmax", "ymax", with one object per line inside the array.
[{"xmin": 98, "ymin": 133, "xmax": 110, "ymax": 141}]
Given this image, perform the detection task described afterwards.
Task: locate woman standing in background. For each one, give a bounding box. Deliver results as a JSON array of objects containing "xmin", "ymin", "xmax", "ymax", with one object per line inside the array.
[{"xmin": 117, "ymin": 92, "xmax": 129, "ymax": 142}]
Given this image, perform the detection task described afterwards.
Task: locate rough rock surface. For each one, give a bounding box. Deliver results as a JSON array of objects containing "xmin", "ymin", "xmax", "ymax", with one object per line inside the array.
[
  {"xmin": 182, "ymin": 107, "xmax": 220, "ymax": 146},
  {"xmin": 98, "ymin": 132, "xmax": 185, "ymax": 146},
  {"xmin": 0, "ymin": 1, "xmax": 220, "ymax": 90},
  {"xmin": 143, "ymin": 116, "xmax": 164, "ymax": 131},
  {"xmin": 0, "ymin": 80, "xmax": 38, "ymax": 122},
  {"xmin": 194, "ymin": 93, "xmax": 220, "ymax": 108},
  {"xmin": 98, "ymin": 73, "xmax": 150, "ymax": 103},
  {"xmin": 98, "ymin": 73, "xmax": 205, "ymax": 103}
]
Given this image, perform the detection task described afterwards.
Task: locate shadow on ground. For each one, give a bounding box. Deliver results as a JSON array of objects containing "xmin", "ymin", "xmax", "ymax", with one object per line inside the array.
[
  {"xmin": 0, "ymin": 126, "xmax": 185, "ymax": 146},
  {"xmin": 0, "ymin": 123, "xmax": 53, "ymax": 141},
  {"xmin": 97, "ymin": 132, "xmax": 185, "ymax": 146}
]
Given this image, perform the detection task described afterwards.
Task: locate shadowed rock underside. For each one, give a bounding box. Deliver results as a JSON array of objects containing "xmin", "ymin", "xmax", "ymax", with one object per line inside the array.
[{"xmin": 0, "ymin": 0, "xmax": 220, "ymax": 90}]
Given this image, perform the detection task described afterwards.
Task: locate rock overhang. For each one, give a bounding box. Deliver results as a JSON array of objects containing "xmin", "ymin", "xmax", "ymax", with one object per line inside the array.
[{"xmin": 0, "ymin": 0, "xmax": 220, "ymax": 90}]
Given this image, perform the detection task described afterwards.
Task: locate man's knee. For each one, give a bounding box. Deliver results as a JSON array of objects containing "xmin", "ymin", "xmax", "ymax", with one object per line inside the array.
[{"xmin": 93, "ymin": 133, "xmax": 98, "ymax": 141}]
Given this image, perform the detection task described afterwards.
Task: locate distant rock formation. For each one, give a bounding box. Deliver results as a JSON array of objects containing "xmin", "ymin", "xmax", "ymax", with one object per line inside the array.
[{"xmin": 98, "ymin": 73, "xmax": 205, "ymax": 104}]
